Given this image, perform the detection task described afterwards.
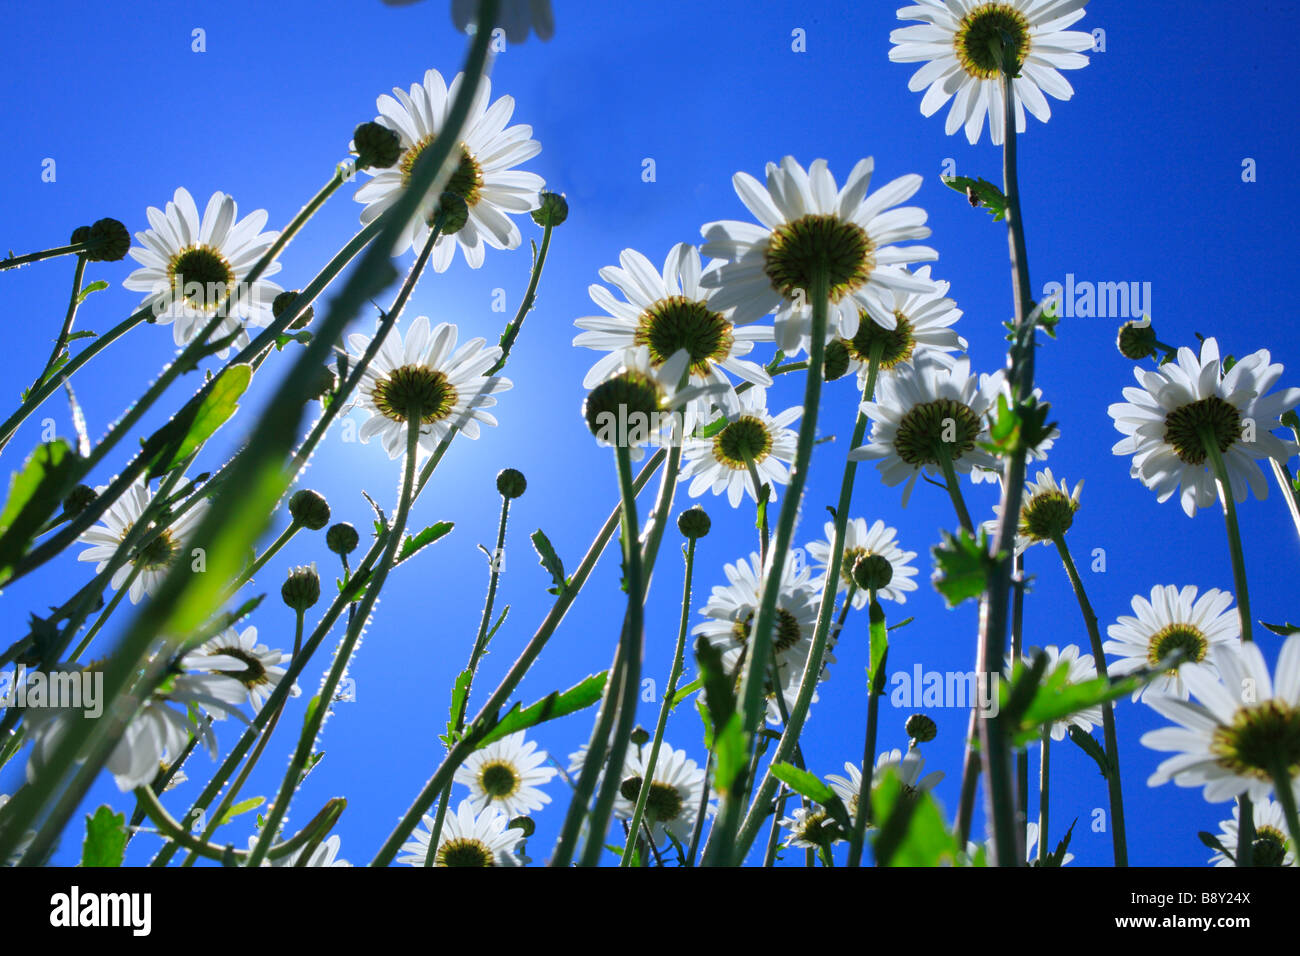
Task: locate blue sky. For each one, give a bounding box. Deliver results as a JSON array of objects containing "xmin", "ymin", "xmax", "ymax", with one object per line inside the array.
[{"xmin": 2, "ymin": 0, "xmax": 1298, "ymax": 866}]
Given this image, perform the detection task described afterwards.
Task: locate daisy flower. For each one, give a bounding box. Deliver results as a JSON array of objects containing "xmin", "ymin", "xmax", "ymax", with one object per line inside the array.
[
  {"xmin": 76, "ymin": 476, "xmax": 209, "ymax": 605},
  {"xmin": 355, "ymin": 68, "xmax": 544, "ymax": 268},
  {"xmin": 780, "ymin": 806, "xmax": 844, "ymax": 849},
  {"xmin": 848, "ymin": 355, "xmax": 1004, "ymax": 505},
  {"xmin": 679, "ymin": 386, "xmax": 801, "ymax": 508},
  {"xmin": 615, "ymin": 742, "xmax": 712, "ymax": 843},
  {"xmin": 24, "ymin": 666, "xmax": 246, "ymax": 792},
  {"xmin": 691, "ymin": 552, "xmax": 827, "ymax": 724},
  {"xmin": 1141, "ymin": 633, "xmax": 1300, "ymax": 804},
  {"xmin": 183, "ymin": 625, "xmax": 300, "ymax": 710},
  {"xmin": 453, "ymin": 730, "xmax": 557, "ymax": 817},
  {"xmin": 981, "ymin": 467, "xmax": 1082, "ymax": 554},
  {"xmin": 1209, "ymin": 796, "xmax": 1297, "ymax": 867},
  {"xmin": 123, "ymin": 187, "xmax": 282, "ymax": 356},
  {"xmin": 700, "ymin": 156, "xmax": 937, "ymax": 354},
  {"xmin": 820, "ymin": 265, "xmax": 966, "ymax": 386},
  {"xmin": 1108, "ymin": 337, "xmax": 1300, "ymax": 518},
  {"xmin": 448, "ymin": 0, "xmax": 554, "ymax": 42},
  {"xmin": 889, "ymin": 1, "xmax": 1095, "ymax": 146},
  {"xmin": 573, "ymin": 243, "xmax": 774, "ymax": 418},
  {"xmin": 347, "ymin": 315, "xmax": 511, "ymax": 459},
  {"xmin": 873, "ymin": 748, "xmax": 944, "ymax": 796},
  {"xmin": 397, "ymin": 799, "xmax": 523, "ymax": 867},
  {"xmin": 1024, "ymin": 644, "xmax": 1100, "ymax": 741},
  {"xmin": 1104, "ymin": 585, "xmax": 1240, "ymax": 703},
  {"xmin": 805, "ymin": 517, "xmax": 919, "ymax": 610}
]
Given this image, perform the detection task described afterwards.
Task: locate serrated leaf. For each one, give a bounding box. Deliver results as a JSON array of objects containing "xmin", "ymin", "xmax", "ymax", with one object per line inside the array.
[
  {"xmin": 1037, "ymin": 818, "xmax": 1076, "ymax": 867},
  {"xmin": 81, "ymin": 805, "xmax": 127, "ymax": 867},
  {"xmin": 442, "ymin": 668, "xmax": 473, "ymax": 746},
  {"xmin": 144, "ymin": 365, "xmax": 252, "ymax": 479},
  {"xmin": 0, "ymin": 439, "xmax": 76, "ymax": 583},
  {"xmin": 1067, "ymin": 726, "xmax": 1113, "ymax": 779},
  {"xmin": 530, "ymin": 529, "xmax": 568, "ymax": 596},
  {"xmin": 472, "ymin": 671, "xmax": 608, "ymax": 749},
  {"xmin": 941, "ymin": 175, "xmax": 1007, "ymax": 221},
  {"xmin": 75, "ymin": 280, "xmax": 109, "ymax": 306},
  {"xmin": 870, "ymin": 769, "xmax": 959, "ymax": 867},
  {"xmin": 397, "ymin": 521, "xmax": 453, "ymax": 563},
  {"xmin": 1261, "ymin": 621, "xmax": 1300, "ymax": 637},
  {"xmin": 219, "ymin": 796, "xmax": 265, "ymax": 825},
  {"xmin": 931, "ymin": 528, "xmax": 998, "ymax": 608}
]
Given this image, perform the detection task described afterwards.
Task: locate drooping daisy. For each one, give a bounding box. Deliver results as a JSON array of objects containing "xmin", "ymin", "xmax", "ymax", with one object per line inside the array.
[
  {"xmin": 76, "ymin": 476, "xmax": 209, "ymax": 605},
  {"xmin": 780, "ymin": 805, "xmax": 844, "ymax": 850},
  {"xmin": 701, "ymin": 156, "xmax": 937, "ymax": 354},
  {"xmin": 123, "ymin": 187, "xmax": 282, "ymax": 356},
  {"xmin": 1108, "ymin": 337, "xmax": 1300, "ymax": 518},
  {"xmin": 848, "ymin": 354, "xmax": 1004, "ymax": 505},
  {"xmin": 873, "ymin": 748, "xmax": 944, "ymax": 796},
  {"xmin": 615, "ymin": 742, "xmax": 712, "ymax": 843},
  {"xmin": 679, "ymin": 387, "xmax": 801, "ymax": 508},
  {"xmin": 1104, "ymin": 585, "xmax": 1240, "ymax": 703},
  {"xmin": 805, "ymin": 517, "xmax": 919, "ymax": 610},
  {"xmin": 1023, "ymin": 644, "xmax": 1100, "ymax": 741},
  {"xmin": 453, "ymin": 730, "xmax": 557, "ymax": 818},
  {"xmin": 981, "ymin": 467, "xmax": 1083, "ymax": 554},
  {"xmin": 355, "ymin": 68, "xmax": 544, "ymax": 268},
  {"xmin": 1209, "ymin": 796, "xmax": 1297, "ymax": 867},
  {"xmin": 448, "ymin": 0, "xmax": 554, "ymax": 42},
  {"xmin": 183, "ymin": 625, "xmax": 300, "ymax": 711},
  {"xmin": 24, "ymin": 666, "xmax": 246, "ymax": 792},
  {"xmin": 889, "ymin": 1, "xmax": 1095, "ymax": 146},
  {"xmin": 819, "ymin": 265, "xmax": 966, "ymax": 387},
  {"xmin": 692, "ymin": 552, "xmax": 826, "ymax": 723},
  {"xmin": 397, "ymin": 799, "xmax": 523, "ymax": 867},
  {"xmin": 1142, "ymin": 633, "xmax": 1300, "ymax": 804},
  {"xmin": 347, "ymin": 315, "xmax": 511, "ymax": 459},
  {"xmin": 573, "ymin": 243, "xmax": 774, "ymax": 418}
]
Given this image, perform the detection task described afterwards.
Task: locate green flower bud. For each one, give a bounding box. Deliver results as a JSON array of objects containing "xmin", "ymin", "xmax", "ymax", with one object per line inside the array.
[
  {"xmin": 630, "ymin": 726, "xmax": 650, "ymax": 747},
  {"xmin": 496, "ymin": 468, "xmax": 527, "ymax": 499},
  {"xmin": 1116, "ymin": 320, "xmax": 1157, "ymax": 361},
  {"xmin": 352, "ymin": 121, "xmax": 402, "ymax": 170},
  {"xmin": 823, "ymin": 339, "xmax": 851, "ymax": 382},
  {"xmin": 289, "ymin": 489, "xmax": 331, "ymax": 530},
  {"xmin": 531, "ymin": 191, "xmax": 568, "ymax": 228},
  {"xmin": 851, "ymin": 552, "xmax": 893, "ymax": 592},
  {"xmin": 326, "ymin": 522, "xmax": 359, "ymax": 556},
  {"xmin": 272, "ymin": 290, "xmax": 315, "ymax": 330},
  {"xmin": 85, "ymin": 218, "xmax": 131, "ymax": 262},
  {"xmin": 63, "ymin": 483, "xmax": 97, "ymax": 517},
  {"xmin": 906, "ymin": 713, "xmax": 937, "ymax": 744},
  {"xmin": 307, "ymin": 365, "xmax": 337, "ymax": 403},
  {"xmin": 507, "ymin": 816, "xmax": 535, "ymax": 837},
  {"xmin": 70, "ymin": 225, "xmax": 91, "ymax": 245},
  {"xmin": 677, "ymin": 505, "xmax": 711, "ymax": 539},
  {"xmin": 431, "ymin": 191, "xmax": 469, "ymax": 234},
  {"xmin": 281, "ymin": 563, "xmax": 321, "ymax": 612}
]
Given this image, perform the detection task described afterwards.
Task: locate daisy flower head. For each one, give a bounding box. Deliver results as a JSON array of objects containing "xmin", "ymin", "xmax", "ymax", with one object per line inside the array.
[
  {"xmin": 1104, "ymin": 585, "xmax": 1240, "ymax": 703},
  {"xmin": 889, "ymin": 1, "xmax": 1095, "ymax": 146},
  {"xmin": 1109, "ymin": 337, "xmax": 1300, "ymax": 517},
  {"xmin": 820, "ymin": 265, "xmax": 966, "ymax": 387},
  {"xmin": 453, "ymin": 730, "xmax": 557, "ymax": 817},
  {"xmin": 805, "ymin": 518, "xmax": 918, "ymax": 611},
  {"xmin": 1209, "ymin": 796, "xmax": 1297, "ymax": 867},
  {"xmin": 848, "ymin": 354, "xmax": 1004, "ymax": 504},
  {"xmin": 679, "ymin": 386, "xmax": 801, "ymax": 508},
  {"xmin": 397, "ymin": 800, "xmax": 523, "ymax": 867},
  {"xmin": 615, "ymin": 742, "xmax": 713, "ymax": 842},
  {"xmin": 183, "ymin": 625, "xmax": 300, "ymax": 710},
  {"xmin": 355, "ymin": 68, "xmax": 544, "ymax": 268},
  {"xmin": 700, "ymin": 156, "xmax": 938, "ymax": 355},
  {"xmin": 691, "ymin": 552, "xmax": 827, "ymax": 724},
  {"xmin": 780, "ymin": 806, "xmax": 845, "ymax": 850},
  {"xmin": 1141, "ymin": 633, "xmax": 1300, "ymax": 804},
  {"xmin": 123, "ymin": 187, "xmax": 282, "ymax": 357},
  {"xmin": 573, "ymin": 243, "xmax": 774, "ymax": 419},
  {"xmin": 1023, "ymin": 644, "xmax": 1100, "ymax": 741},
  {"xmin": 24, "ymin": 664, "xmax": 246, "ymax": 792},
  {"xmin": 874, "ymin": 747, "xmax": 944, "ymax": 796},
  {"xmin": 982, "ymin": 467, "xmax": 1082, "ymax": 554},
  {"xmin": 76, "ymin": 476, "xmax": 209, "ymax": 605},
  {"xmin": 347, "ymin": 315, "xmax": 511, "ymax": 459}
]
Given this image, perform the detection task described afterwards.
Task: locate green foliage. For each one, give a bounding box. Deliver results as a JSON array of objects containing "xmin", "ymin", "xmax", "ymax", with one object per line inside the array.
[
  {"xmin": 531, "ymin": 529, "xmax": 570, "ymax": 595},
  {"xmin": 471, "ymin": 671, "xmax": 608, "ymax": 748},
  {"xmin": 941, "ymin": 175, "xmax": 1007, "ymax": 221},
  {"xmin": 219, "ymin": 796, "xmax": 265, "ymax": 826},
  {"xmin": 0, "ymin": 439, "xmax": 76, "ymax": 583},
  {"xmin": 75, "ymin": 280, "xmax": 109, "ymax": 306},
  {"xmin": 144, "ymin": 364, "xmax": 252, "ymax": 479},
  {"xmin": 80, "ymin": 806, "xmax": 127, "ymax": 867},
  {"xmin": 768, "ymin": 762, "xmax": 852, "ymax": 833},
  {"xmin": 397, "ymin": 521, "xmax": 453, "ymax": 564},
  {"xmin": 931, "ymin": 528, "xmax": 1001, "ymax": 607},
  {"xmin": 870, "ymin": 769, "xmax": 959, "ymax": 867}
]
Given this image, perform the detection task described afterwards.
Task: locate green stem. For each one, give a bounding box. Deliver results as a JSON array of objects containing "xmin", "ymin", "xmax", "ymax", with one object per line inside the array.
[
  {"xmin": 848, "ymin": 594, "xmax": 886, "ymax": 867},
  {"xmin": 935, "ymin": 442, "xmax": 975, "ymax": 534},
  {"xmin": 1272, "ymin": 765, "xmax": 1300, "ymax": 854},
  {"xmin": 1054, "ymin": 534, "xmax": 1128, "ymax": 866},
  {"xmin": 68, "ymin": 576, "xmax": 132, "ymax": 662},
  {"xmin": 1037, "ymin": 727, "xmax": 1050, "ymax": 863},
  {"xmin": 224, "ymin": 520, "xmax": 302, "ymax": 599},
  {"xmin": 0, "ymin": 241, "xmax": 91, "ymax": 272},
  {"xmin": 21, "ymin": 255, "xmax": 89, "ymax": 411}
]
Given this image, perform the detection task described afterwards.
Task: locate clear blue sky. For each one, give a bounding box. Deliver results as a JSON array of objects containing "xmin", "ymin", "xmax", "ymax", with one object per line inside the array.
[{"xmin": 2, "ymin": 0, "xmax": 1297, "ymax": 866}]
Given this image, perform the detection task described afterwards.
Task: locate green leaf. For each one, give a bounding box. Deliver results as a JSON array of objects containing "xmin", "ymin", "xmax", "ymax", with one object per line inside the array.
[
  {"xmin": 441, "ymin": 668, "xmax": 473, "ymax": 746},
  {"xmin": 303, "ymin": 695, "xmax": 321, "ymax": 730},
  {"xmin": 887, "ymin": 616, "xmax": 914, "ymax": 632},
  {"xmin": 531, "ymin": 529, "xmax": 569, "ymax": 596},
  {"xmin": 75, "ymin": 280, "xmax": 109, "ymax": 305},
  {"xmin": 0, "ymin": 439, "xmax": 76, "ymax": 583},
  {"xmin": 1198, "ymin": 831, "xmax": 1234, "ymax": 862},
  {"xmin": 931, "ymin": 528, "xmax": 999, "ymax": 608},
  {"xmin": 472, "ymin": 671, "xmax": 608, "ymax": 749},
  {"xmin": 868, "ymin": 598, "xmax": 888, "ymax": 693},
  {"xmin": 694, "ymin": 415, "xmax": 730, "ymax": 440},
  {"xmin": 1036, "ymin": 818, "xmax": 1076, "ymax": 867},
  {"xmin": 941, "ymin": 175, "xmax": 1007, "ymax": 221},
  {"xmin": 670, "ymin": 676, "xmax": 702, "ymax": 709},
  {"xmin": 870, "ymin": 769, "xmax": 960, "ymax": 867},
  {"xmin": 397, "ymin": 521, "xmax": 453, "ymax": 564},
  {"xmin": 1261, "ymin": 621, "xmax": 1300, "ymax": 637},
  {"xmin": 693, "ymin": 635, "xmax": 735, "ymax": 731},
  {"xmin": 1067, "ymin": 726, "xmax": 1113, "ymax": 779},
  {"xmin": 66, "ymin": 330, "xmax": 98, "ymax": 343},
  {"xmin": 144, "ymin": 364, "xmax": 252, "ymax": 479},
  {"xmin": 711, "ymin": 713, "xmax": 747, "ymax": 799},
  {"xmin": 695, "ymin": 695, "xmax": 714, "ymax": 750},
  {"xmin": 768, "ymin": 763, "xmax": 854, "ymax": 834},
  {"xmin": 274, "ymin": 330, "xmax": 313, "ymax": 350},
  {"xmin": 219, "ymin": 796, "xmax": 265, "ymax": 826},
  {"xmin": 81, "ymin": 805, "xmax": 127, "ymax": 867}
]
